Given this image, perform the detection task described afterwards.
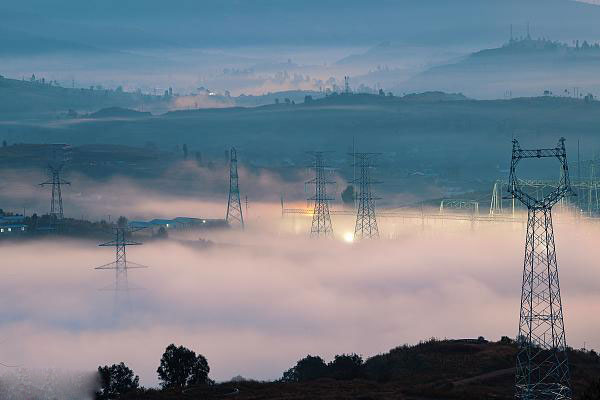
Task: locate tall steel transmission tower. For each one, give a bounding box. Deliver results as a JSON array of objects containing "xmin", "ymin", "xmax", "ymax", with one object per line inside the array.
[
  {"xmin": 352, "ymin": 152, "xmax": 381, "ymax": 240},
  {"xmin": 95, "ymin": 227, "xmax": 147, "ymax": 293},
  {"xmin": 226, "ymin": 147, "xmax": 244, "ymax": 229},
  {"xmin": 508, "ymin": 138, "xmax": 573, "ymax": 400},
  {"xmin": 39, "ymin": 154, "xmax": 70, "ymax": 221},
  {"xmin": 308, "ymin": 152, "xmax": 334, "ymax": 237}
]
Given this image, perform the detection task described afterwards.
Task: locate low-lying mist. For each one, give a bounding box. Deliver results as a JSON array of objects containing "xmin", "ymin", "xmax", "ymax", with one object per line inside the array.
[{"xmin": 0, "ymin": 201, "xmax": 599, "ymax": 389}]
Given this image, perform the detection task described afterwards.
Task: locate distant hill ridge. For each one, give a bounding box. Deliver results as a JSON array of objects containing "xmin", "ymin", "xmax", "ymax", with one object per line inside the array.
[{"xmin": 89, "ymin": 107, "xmax": 151, "ymax": 119}]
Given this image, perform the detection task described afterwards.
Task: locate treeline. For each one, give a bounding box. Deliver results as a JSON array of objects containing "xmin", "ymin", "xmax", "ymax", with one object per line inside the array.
[
  {"xmin": 96, "ymin": 344, "xmax": 211, "ymax": 399},
  {"xmin": 98, "ymin": 338, "xmax": 600, "ymax": 399}
]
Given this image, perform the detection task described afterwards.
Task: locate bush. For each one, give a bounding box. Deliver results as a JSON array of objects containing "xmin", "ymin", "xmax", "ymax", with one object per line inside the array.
[
  {"xmin": 328, "ymin": 353, "xmax": 364, "ymax": 380},
  {"xmin": 95, "ymin": 362, "xmax": 139, "ymax": 399},
  {"xmin": 157, "ymin": 344, "xmax": 211, "ymax": 389},
  {"xmin": 281, "ymin": 355, "xmax": 327, "ymax": 382}
]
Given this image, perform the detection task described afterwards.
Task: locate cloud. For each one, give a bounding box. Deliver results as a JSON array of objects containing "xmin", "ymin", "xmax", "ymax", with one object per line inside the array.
[{"xmin": 0, "ymin": 211, "xmax": 598, "ymax": 389}]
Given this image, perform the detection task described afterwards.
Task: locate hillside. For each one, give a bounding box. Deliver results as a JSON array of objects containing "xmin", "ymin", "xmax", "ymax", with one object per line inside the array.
[
  {"xmin": 403, "ymin": 38, "xmax": 600, "ymax": 98},
  {"xmin": 1, "ymin": 93, "xmax": 599, "ymax": 203},
  {"xmin": 0, "ymin": 76, "xmax": 170, "ymax": 116},
  {"xmin": 89, "ymin": 107, "xmax": 152, "ymax": 119},
  {"xmin": 118, "ymin": 338, "xmax": 600, "ymax": 399}
]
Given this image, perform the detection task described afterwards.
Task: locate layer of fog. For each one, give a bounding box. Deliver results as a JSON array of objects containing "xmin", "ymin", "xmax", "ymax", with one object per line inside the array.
[{"xmin": 0, "ymin": 200, "xmax": 599, "ymax": 388}]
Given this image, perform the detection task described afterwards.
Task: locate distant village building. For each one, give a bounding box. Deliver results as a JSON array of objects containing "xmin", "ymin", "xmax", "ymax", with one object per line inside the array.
[
  {"xmin": 129, "ymin": 217, "xmax": 227, "ymax": 234},
  {"xmin": 0, "ymin": 215, "xmax": 27, "ymax": 236}
]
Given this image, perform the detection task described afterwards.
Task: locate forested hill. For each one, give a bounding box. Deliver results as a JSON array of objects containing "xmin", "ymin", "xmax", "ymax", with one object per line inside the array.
[
  {"xmin": 403, "ymin": 37, "xmax": 600, "ymax": 98},
  {"xmin": 117, "ymin": 338, "xmax": 600, "ymax": 400},
  {"xmin": 0, "ymin": 75, "xmax": 170, "ymax": 116}
]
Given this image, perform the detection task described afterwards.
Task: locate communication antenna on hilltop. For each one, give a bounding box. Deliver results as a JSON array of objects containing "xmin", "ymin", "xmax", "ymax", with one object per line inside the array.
[
  {"xmin": 226, "ymin": 147, "xmax": 244, "ymax": 229},
  {"xmin": 307, "ymin": 151, "xmax": 335, "ymax": 238},
  {"xmin": 508, "ymin": 138, "xmax": 573, "ymax": 400},
  {"xmin": 39, "ymin": 145, "xmax": 71, "ymax": 223},
  {"xmin": 352, "ymin": 153, "xmax": 381, "ymax": 240},
  {"xmin": 94, "ymin": 226, "xmax": 148, "ymax": 294}
]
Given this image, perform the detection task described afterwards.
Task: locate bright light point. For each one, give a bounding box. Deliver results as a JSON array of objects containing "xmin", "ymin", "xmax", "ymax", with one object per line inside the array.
[{"xmin": 343, "ymin": 232, "xmax": 354, "ymax": 243}]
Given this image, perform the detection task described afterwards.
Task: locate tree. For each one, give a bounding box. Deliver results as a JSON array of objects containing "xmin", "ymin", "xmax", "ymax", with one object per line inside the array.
[
  {"xmin": 157, "ymin": 344, "xmax": 211, "ymax": 389},
  {"xmin": 281, "ymin": 355, "xmax": 327, "ymax": 382},
  {"xmin": 95, "ymin": 362, "xmax": 139, "ymax": 400},
  {"xmin": 155, "ymin": 226, "xmax": 168, "ymax": 239},
  {"xmin": 117, "ymin": 216, "xmax": 128, "ymax": 228},
  {"xmin": 183, "ymin": 144, "xmax": 188, "ymax": 160},
  {"xmin": 328, "ymin": 353, "xmax": 364, "ymax": 380},
  {"xmin": 341, "ymin": 185, "xmax": 355, "ymax": 207}
]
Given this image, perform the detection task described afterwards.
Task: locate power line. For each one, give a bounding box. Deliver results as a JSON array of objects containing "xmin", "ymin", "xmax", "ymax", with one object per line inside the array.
[
  {"xmin": 39, "ymin": 147, "xmax": 70, "ymax": 225},
  {"xmin": 226, "ymin": 147, "xmax": 244, "ymax": 230},
  {"xmin": 307, "ymin": 151, "xmax": 335, "ymax": 238},
  {"xmin": 94, "ymin": 226, "xmax": 148, "ymax": 296},
  {"xmin": 351, "ymin": 152, "xmax": 381, "ymax": 240},
  {"xmin": 508, "ymin": 138, "xmax": 573, "ymax": 400}
]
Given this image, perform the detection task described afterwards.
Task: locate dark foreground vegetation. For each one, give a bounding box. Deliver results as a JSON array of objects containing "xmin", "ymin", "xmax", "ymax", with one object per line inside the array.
[{"xmin": 98, "ymin": 338, "xmax": 600, "ymax": 400}]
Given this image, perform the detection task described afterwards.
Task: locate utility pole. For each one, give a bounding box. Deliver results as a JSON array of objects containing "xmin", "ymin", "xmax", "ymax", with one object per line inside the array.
[
  {"xmin": 307, "ymin": 152, "xmax": 334, "ymax": 238},
  {"xmin": 95, "ymin": 227, "xmax": 147, "ymax": 293},
  {"xmin": 226, "ymin": 147, "xmax": 244, "ymax": 229},
  {"xmin": 39, "ymin": 147, "xmax": 70, "ymax": 224},
  {"xmin": 508, "ymin": 138, "xmax": 573, "ymax": 400},
  {"xmin": 352, "ymin": 152, "xmax": 381, "ymax": 240}
]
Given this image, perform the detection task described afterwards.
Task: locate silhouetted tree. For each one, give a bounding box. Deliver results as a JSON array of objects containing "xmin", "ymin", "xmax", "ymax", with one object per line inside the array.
[
  {"xmin": 95, "ymin": 362, "xmax": 139, "ymax": 400},
  {"xmin": 155, "ymin": 226, "xmax": 168, "ymax": 239},
  {"xmin": 117, "ymin": 216, "xmax": 128, "ymax": 228},
  {"xmin": 500, "ymin": 336, "xmax": 513, "ymax": 345},
  {"xmin": 281, "ymin": 355, "xmax": 327, "ymax": 382},
  {"xmin": 341, "ymin": 185, "xmax": 355, "ymax": 207},
  {"xmin": 328, "ymin": 354, "xmax": 364, "ymax": 380},
  {"xmin": 157, "ymin": 344, "xmax": 211, "ymax": 389}
]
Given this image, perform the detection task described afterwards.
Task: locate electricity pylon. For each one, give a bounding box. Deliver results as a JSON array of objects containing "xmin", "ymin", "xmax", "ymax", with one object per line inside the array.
[
  {"xmin": 39, "ymin": 153, "xmax": 70, "ymax": 221},
  {"xmin": 508, "ymin": 138, "xmax": 573, "ymax": 400},
  {"xmin": 352, "ymin": 152, "xmax": 381, "ymax": 240},
  {"xmin": 95, "ymin": 227, "xmax": 147, "ymax": 293},
  {"xmin": 226, "ymin": 147, "xmax": 244, "ymax": 229},
  {"xmin": 307, "ymin": 152, "xmax": 334, "ymax": 237}
]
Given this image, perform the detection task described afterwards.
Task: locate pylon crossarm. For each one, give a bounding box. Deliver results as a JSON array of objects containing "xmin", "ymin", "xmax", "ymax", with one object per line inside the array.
[
  {"xmin": 509, "ymin": 138, "xmax": 573, "ymax": 210},
  {"xmin": 94, "ymin": 261, "xmax": 118, "ymax": 270},
  {"xmin": 127, "ymin": 261, "xmax": 150, "ymax": 269},
  {"xmin": 99, "ymin": 240, "xmax": 142, "ymax": 247}
]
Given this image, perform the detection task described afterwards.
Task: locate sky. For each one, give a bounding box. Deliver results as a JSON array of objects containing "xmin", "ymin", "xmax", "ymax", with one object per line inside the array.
[{"xmin": 3, "ymin": 0, "xmax": 600, "ymax": 96}]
